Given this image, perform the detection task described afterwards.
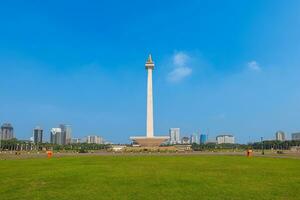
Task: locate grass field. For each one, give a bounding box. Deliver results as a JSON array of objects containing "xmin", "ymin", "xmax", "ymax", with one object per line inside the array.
[{"xmin": 0, "ymin": 155, "xmax": 299, "ymax": 200}]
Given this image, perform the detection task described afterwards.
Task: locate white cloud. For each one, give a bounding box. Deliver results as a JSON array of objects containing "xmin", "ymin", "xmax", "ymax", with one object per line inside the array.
[
  {"xmin": 168, "ymin": 67, "xmax": 192, "ymax": 82},
  {"xmin": 173, "ymin": 52, "xmax": 190, "ymax": 66},
  {"xmin": 247, "ymin": 61, "xmax": 261, "ymax": 72},
  {"xmin": 167, "ymin": 52, "xmax": 193, "ymax": 82}
]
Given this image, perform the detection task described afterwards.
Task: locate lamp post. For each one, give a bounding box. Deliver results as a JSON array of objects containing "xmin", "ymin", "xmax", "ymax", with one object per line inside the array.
[{"xmin": 261, "ymin": 137, "xmax": 265, "ymax": 155}]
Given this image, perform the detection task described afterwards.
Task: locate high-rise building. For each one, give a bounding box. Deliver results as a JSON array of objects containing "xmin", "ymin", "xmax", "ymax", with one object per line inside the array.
[
  {"xmin": 86, "ymin": 135, "xmax": 103, "ymax": 144},
  {"xmin": 292, "ymin": 132, "xmax": 300, "ymax": 141},
  {"xmin": 190, "ymin": 133, "xmax": 199, "ymax": 144},
  {"xmin": 59, "ymin": 124, "xmax": 72, "ymax": 144},
  {"xmin": 50, "ymin": 128, "xmax": 63, "ymax": 145},
  {"xmin": 169, "ymin": 128, "xmax": 180, "ymax": 144},
  {"xmin": 200, "ymin": 134, "xmax": 207, "ymax": 144},
  {"xmin": 216, "ymin": 134, "xmax": 235, "ymax": 144},
  {"xmin": 0, "ymin": 123, "xmax": 14, "ymax": 140},
  {"xmin": 33, "ymin": 126, "xmax": 43, "ymax": 144},
  {"xmin": 275, "ymin": 131, "xmax": 285, "ymax": 141}
]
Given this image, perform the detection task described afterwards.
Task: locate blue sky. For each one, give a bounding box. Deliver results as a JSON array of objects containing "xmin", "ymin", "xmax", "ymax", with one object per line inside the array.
[{"xmin": 1, "ymin": 0, "xmax": 300, "ymax": 143}]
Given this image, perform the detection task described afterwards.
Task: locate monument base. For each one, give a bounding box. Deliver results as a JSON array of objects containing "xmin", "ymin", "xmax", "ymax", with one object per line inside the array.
[{"xmin": 130, "ymin": 136, "xmax": 169, "ymax": 147}]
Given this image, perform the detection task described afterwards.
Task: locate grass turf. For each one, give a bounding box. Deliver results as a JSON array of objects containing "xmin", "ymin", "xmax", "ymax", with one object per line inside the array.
[{"xmin": 0, "ymin": 155, "xmax": 299, "ymax": 200}]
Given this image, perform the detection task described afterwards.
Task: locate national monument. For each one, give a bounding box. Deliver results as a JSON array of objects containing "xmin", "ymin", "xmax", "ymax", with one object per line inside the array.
[{"xmin": 130, "ymin": 55, "xmax": 169, "ymax": 147}]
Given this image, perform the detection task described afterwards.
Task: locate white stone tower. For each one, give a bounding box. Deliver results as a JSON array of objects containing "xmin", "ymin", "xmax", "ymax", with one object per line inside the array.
[
  {"xmin": 145, "ymin": 54, "xmax": 154, "ymax": 138},
  {"xmin": 130, "ymin": 55, "xmax": 169, "ymax": 147}
]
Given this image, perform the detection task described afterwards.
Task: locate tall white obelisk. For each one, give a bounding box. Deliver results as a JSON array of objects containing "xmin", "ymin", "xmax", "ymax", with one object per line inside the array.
[
  {"xmin": 145, "ymin": 54, "xmax": 154, "ymax": 138},
  {"xmin": 130, "ymin": 55, "xmax": 169, "ymax": 146}
]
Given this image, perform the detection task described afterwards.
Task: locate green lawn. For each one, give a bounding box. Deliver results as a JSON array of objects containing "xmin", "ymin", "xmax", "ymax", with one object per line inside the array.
[{"xmin": 0, "ymin": 155, "xmax": 299, "ymax": 200}]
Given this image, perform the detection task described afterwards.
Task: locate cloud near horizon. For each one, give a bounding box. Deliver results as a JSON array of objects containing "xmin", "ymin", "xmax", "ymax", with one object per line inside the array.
[{"xmin": 167, "ymin": 52, "xmax": 193, "ymax": 82}]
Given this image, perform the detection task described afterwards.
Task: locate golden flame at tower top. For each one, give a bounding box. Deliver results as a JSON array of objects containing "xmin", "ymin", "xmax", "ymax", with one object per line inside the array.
[
  {"xmin": 147, "ymin": 54, "xmax": 153, "ymax": 63},
  {"xmin": 145, "ymin": 54, "xmax": 154, "ymax": 69}
]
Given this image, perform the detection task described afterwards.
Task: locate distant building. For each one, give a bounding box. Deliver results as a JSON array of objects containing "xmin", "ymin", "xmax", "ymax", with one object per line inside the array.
[
  {"xmin": 291, "ymin": 146, "xmax": 300, "ymax": 152},
  {"xmin": 174, "ymin": 144, "xmax": 192, "ymax": 151},
  {"xmin": 71, "ymin": 138, "xmax": 81, "ymax": 144},
  {"xmin": 216, "ymin": 134, "xmax": 235, "ymax": 144},
  {"xmin": 169, "ymin": 128, "xmax": 180, "ymax": 144},
  {"xmin": 275, "ymin": 131, "xmax": 285, "ymax": 141},
  {"xmin": 33, "ymin": 126, "xmax": 43, "ymax": 144},
  {"xmin": 181, "ymin": 137, "xmax": 190, "ymax": 144},
  {"xmin": 0, "ymin": 123, "xmax": 14, "ymax": 140},
  {"xmin": 59, "ymin": 124, "xmax": 72, "ymax": 144},
  {"xmin": 49, "ymin": 124, "xmax": 72, "ymax": 145},
  {"xmin": 50, "ymin": 128, "xmax": 63, "ymax": 145},
  {"xmin": 111, "ymin": 145, "xmax": 126, "ymax": 152},
  {"xmin": 292, "ymin": 132, "xmax": 300, "ymax": 141},
  {"xmin": 200, "ymin": 134, "xmax": 207, "ymax": 144},
  {"xmin": 86, "ymin": 135, "xmax": 103, "ymax": 144},
  {"xmin": 190, "ymin": 133, "xmax": 199, "ymax": 144}
]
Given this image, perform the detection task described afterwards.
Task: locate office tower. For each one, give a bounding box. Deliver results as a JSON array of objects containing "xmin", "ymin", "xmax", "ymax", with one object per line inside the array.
[
  {"xmin": 190, "ymin": 133, "xmax": 199, "ymax": 144},
  {"xmin": 275, "ymin": 131, "xmax": 285, "ymax": 141},
  {"xmin": 33, "ymin": 126, "xmax": 43, "ymax": 144},
  {"xmin": 59, "ymin": 124, "xmax": 72, "ymax": 145},
  {"xmin": 50, "ymin": 128, "xmax": 63, "ymax": 145},
  {"xmin": 200, "ymin": 134, "xmax": 207, "ymax": 144},
  {"xmin": 0, "ymin": 123, "xmax": 14, "ymax": 140},
  {"xmin": 291, "ymin": 132, "xmax": 300, "ymax": 141},
  {"xmin": 169, "ymin": 128, "xmax": 180, "ymax": 144}
]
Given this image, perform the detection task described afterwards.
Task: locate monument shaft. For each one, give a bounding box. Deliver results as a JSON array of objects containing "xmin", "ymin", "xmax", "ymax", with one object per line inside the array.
[
  {"xmin": 147, "ymin": 67, "xmax": 154, "ymax": 137},
  {"xmin": 129, "ymin": 55, "xmax": 169, "ymax": 147}
]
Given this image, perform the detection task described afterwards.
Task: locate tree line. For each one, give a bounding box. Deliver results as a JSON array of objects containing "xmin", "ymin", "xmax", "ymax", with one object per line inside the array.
[
  {"xmin": 0, "ymin": 139, "xmax": 109, "ymax": 152},
  {"xmin": 191, "ymin": 140, "xmax": 300, "ymax": 151},
  {"xmin": 1, "ymin": 139, "xmax": 300, "ymax": 152}
]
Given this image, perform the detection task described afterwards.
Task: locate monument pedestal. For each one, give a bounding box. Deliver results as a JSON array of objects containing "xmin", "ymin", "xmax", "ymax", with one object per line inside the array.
[{"xmin": 130, "ymin": 136, "xmax": 169, "ymax": 147}]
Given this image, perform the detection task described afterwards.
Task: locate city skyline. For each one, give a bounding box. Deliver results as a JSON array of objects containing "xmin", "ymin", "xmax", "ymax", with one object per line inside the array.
[
  {"xmin": 1, "ymin": 1, "xmax": 300, "ymax": 143},
  {"xmin": 2, "ymin": 121, "xmax": 300, "ymax": 145}
]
